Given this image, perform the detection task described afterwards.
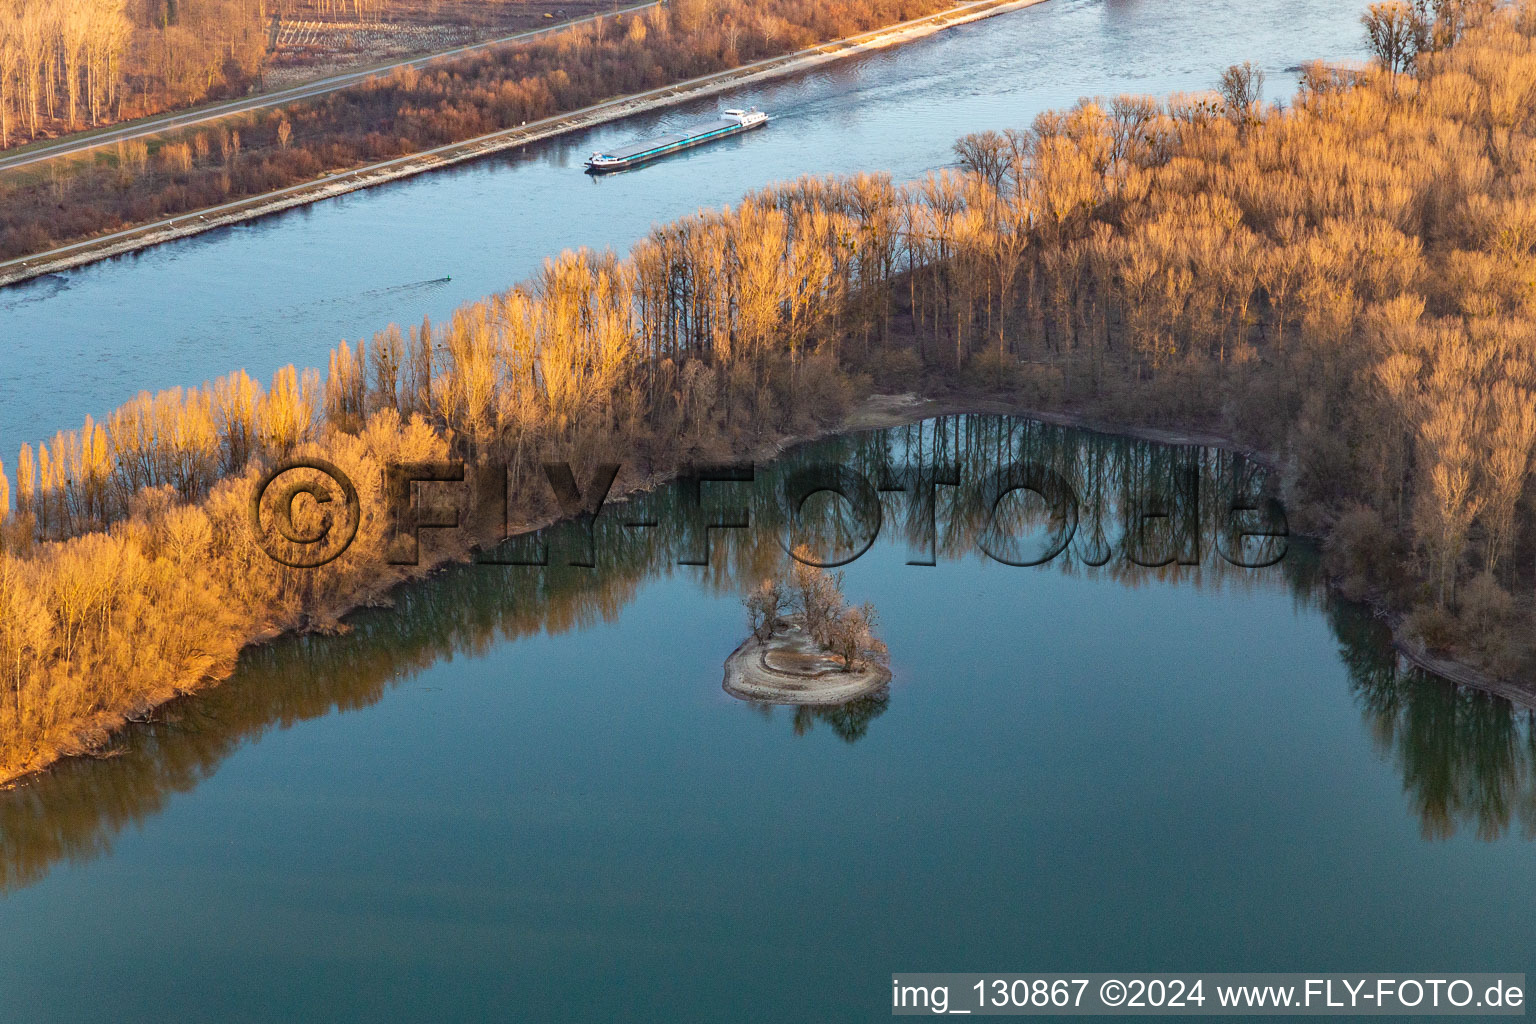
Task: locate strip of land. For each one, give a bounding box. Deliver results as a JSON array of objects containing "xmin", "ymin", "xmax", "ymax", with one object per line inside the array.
[{"xmin": 0, "ymin": 0, "xmax": 1048, "ymax": 289}]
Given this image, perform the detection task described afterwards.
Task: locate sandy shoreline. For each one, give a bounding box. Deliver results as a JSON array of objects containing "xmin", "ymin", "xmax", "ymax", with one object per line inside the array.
[{"xmin": 0, "ymin": 0, "xmax": 1049, "ymax": 289}]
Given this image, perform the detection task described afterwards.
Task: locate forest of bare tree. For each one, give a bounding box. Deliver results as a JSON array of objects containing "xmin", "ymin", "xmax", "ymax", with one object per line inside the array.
[
  {"xmin": 0, "ymin": 0, "xmax": 269, "ymax": 148},
  {"xmin": 2, "ymin": 0, "xmax": 1535, "ymax": 784}
]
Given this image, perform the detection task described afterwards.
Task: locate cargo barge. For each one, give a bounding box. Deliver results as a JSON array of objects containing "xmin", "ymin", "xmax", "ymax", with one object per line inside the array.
[{"xmin": 585, "ymin": 108, "xmax": 768, "ymax": 173}]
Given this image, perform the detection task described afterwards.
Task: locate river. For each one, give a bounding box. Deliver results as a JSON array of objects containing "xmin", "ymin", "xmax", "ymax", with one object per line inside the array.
[
  {"xmin": 7, "ymin": 4, "xmax": 1535, "ymax": 1022},
  {"xmin": 0, "ymin": 0, "xmax": 1367, "ymax": 450}
]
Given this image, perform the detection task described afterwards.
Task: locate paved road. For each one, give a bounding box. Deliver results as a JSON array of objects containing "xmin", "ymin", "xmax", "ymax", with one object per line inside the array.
[{"xmin": 0, "ymin": 1, "xmax": 658, "ymax": 175}]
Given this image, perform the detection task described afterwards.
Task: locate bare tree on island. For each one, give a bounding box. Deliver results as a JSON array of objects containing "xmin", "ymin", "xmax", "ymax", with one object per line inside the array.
[
  {"xmin": 743, "ymin": 549, "xmax": 888, "ymax": 673},
  {"xmin": 826, "ymin": 603, "xmax": 885, "ymax": 674},
  {"xmin": 744, "ymin": 577, "xmax": 789, "ymax": 642}
]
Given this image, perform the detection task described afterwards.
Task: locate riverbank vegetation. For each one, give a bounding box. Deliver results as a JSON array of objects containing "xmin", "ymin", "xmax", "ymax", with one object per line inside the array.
[
  {"xmin": 4, "ymin": 0, "xmax": 1536, "ymax": 782},
  {"xmin": 0, "ymin": 0, "xmax": 964, "ymax": 259}
]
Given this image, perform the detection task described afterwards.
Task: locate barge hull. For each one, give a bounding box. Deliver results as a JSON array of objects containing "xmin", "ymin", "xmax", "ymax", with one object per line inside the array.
[{"xmin": 586, "ymin": 117, "xmax": 767, "ymax": 173}]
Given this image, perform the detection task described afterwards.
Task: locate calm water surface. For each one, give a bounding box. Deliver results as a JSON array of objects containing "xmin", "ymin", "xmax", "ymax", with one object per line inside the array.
[
  {"xmin": 0, "ymin": 0, "xmax": 1369, "ymax": 449},
  {"xmin": 1, "ymin": 417, "xmax": 1534, "ymax": 1021},
  {"xmin": 6, "ymin": 5, "xmax": 1531, "ymax": 1021}
]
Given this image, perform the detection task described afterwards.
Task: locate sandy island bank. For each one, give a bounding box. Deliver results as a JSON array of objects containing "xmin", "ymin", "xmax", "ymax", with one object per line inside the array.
[{"xmin": 723, "ymin": 621, "xmax": 891, "ymax": 706}]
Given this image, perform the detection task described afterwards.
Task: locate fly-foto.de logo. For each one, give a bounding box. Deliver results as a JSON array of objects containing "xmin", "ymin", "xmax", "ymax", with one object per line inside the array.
[{"xmin": 249, "ymin": 458, "xmax": 1289, "ymax": 571}]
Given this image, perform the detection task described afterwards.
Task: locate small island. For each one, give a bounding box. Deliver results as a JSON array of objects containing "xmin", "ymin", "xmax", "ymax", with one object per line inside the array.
[{"xmin": 723, "ymin": 552, "xmax": 891, "ymax": 706}]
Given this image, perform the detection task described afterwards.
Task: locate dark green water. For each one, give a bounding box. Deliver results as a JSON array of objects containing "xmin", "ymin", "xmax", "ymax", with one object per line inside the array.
[{"xmin": 2, "ymin": 417, "xmax": 1533, "ymax": 1022}]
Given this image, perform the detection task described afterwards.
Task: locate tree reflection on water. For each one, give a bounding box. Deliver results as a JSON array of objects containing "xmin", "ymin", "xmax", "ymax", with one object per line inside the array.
[
  {"xmin": 1330, "ymin": 598, "xmax": 1536, "ymax": 841},
  {"xmin": 745, "ymin": 688, "xmax": 893, "ymax": 743}
]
